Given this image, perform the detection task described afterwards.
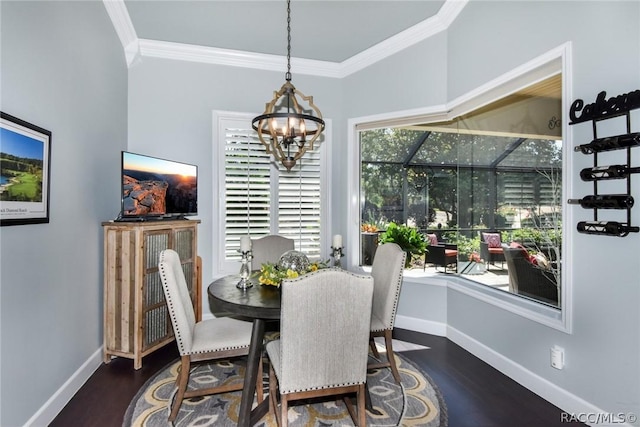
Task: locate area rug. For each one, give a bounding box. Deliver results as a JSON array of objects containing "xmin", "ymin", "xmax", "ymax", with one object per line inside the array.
[{"xmin": 123, "ymin": 353, "xmax": 447, "ymax": 426}]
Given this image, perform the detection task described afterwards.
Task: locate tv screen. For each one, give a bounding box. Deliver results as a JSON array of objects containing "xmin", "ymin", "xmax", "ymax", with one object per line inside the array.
[{"xmin": 120, "ymin": 151, "xmax": 197, "ymax": 219}]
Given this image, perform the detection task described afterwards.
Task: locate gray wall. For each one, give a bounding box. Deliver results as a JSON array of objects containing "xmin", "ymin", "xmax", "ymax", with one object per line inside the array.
[
  {"xmin": 127, "ymin": 58, "xmax": 343, "ymax": 294},
  {"xmin": 0, "ymin": 1, "xmax": 127, "ymax": 425},
  {"xmin": 342, "ymin": 0, "xmax": 640, "ymax": 418},
  {"xmin": 449, "ymin": 1, "xmax": 640, "ymax": 416}
]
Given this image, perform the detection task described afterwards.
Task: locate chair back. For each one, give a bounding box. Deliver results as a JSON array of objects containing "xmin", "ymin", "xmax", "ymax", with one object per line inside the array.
[
  {"xmin": 371, "ymin": 243, "xmax": 406, "ymax": 330},
  {"xmin": 158, "ymin": 249, "xmax": 196, "ymax": 356},
  {"xmin": 503, "ymin": 247, "xmax": 525, "ymax": 292},
  {"xmin": 278, "ymin": 268, "xmax": 374, "ymax": 394},
  {"xmin": 251, "ymin": 235, "xmax": 295, "ymax": 270}
]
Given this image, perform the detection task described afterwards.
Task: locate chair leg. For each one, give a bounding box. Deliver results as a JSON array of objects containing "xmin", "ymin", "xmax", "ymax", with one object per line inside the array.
[
  {"xmin": 383, "ymin": 329, "xmax": 402, "ymax": 384},
  {"xmin": 269, "ymin": 364, "xmax": 279, "ymax": 423},
  {"xmin": 256, "ymin": 355, "xmax": 264, "ymax": 403},
  {"xmin": 169, "ymin": 356, "xmax": 191, "ymax": 422},
  {"xmin": 358, "ymin": 384, "xmax": 367, "ymax": 427},
  {"xmin": 281, "ymin": 395, "xmax": 289, "ymax": 427},
  {"xmin": 369, "ymin": 336, "xmax": 380, "ymax": 358}
]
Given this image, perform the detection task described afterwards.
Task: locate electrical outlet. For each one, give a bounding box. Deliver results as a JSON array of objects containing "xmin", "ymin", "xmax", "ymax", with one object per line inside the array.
[{"xmin": 551, "ymin": 346, "xmax": 564, "ymax": 369}]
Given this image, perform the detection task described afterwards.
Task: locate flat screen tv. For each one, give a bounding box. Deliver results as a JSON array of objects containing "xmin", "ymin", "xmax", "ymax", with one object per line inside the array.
[{"xmin": 119, "ymin": 151, "xmax": 197, "ymax": 220}]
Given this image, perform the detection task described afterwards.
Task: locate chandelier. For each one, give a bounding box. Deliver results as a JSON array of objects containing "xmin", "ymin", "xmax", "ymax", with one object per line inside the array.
[{"xmin": 251, "ymin": 0, "xmax": 325, "ymax": 171}]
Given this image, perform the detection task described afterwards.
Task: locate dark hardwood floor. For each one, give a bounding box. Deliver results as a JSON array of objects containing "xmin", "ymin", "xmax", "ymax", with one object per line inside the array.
[{"xmin": 50, "ymin": 330, "xmax": 583, "ymax": 427}]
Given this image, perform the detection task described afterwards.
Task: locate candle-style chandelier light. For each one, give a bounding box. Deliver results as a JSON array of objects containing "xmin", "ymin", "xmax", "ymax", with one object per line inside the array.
[{"xmin": 251, "ymin": 0, "xmax": 325, "ymax": 171}]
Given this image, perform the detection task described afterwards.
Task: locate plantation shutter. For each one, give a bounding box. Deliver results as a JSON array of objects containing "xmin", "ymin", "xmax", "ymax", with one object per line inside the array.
[
  {"xmin": 222, "ymin": 116, "xmax": 323, "ymax": 262},
  {"xmin": 277, "ymin": 147, "xmax": 322, "ymax": 259}
]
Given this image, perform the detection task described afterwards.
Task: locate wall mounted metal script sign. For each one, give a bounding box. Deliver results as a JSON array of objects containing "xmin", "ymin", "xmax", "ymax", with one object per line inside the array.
[{"xmin": 569, "ymin": 89, "xmax": 640, "ymax": 124}]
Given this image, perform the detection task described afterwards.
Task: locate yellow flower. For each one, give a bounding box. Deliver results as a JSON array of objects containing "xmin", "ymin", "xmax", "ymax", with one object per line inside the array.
[
  {"xmin": 309, "ymin": 264, "xmax": 318, "ymax": 271},
  {"xmin": 286, "ymin": 269, "xmax": 299, "ymax": 279}
]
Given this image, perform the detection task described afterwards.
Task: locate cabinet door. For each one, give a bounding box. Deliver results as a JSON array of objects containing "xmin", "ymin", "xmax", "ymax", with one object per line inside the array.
[{"xmin": 142, "ymin": 230, "xmax": 172, "ymax": 351}]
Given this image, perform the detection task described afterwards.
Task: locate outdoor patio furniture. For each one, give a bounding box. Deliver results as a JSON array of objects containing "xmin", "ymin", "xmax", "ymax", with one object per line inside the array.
[
  {"xmin": 503, "ymin": 247, "xmax": 559, "ymax": 306},
  {"xmin": 480, "ymin": 231, "xmax": 506, "ymax": 270},
  {"xmin": 425, "ymin": 233, "xmax": 458, "ymax": 272}
]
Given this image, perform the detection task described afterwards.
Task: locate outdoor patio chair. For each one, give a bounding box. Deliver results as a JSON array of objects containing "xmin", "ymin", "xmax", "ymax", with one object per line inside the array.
[
  {"xmin": 480, "ymin": 231, "xmax": 506, "ymax": 270},
  {"xmin": 503, "ymin": 247, "xmax": 559, "ymax": 306},
  {"xmin": 424, "ymin": 233, "xmax": 458, "ymax": 272}
]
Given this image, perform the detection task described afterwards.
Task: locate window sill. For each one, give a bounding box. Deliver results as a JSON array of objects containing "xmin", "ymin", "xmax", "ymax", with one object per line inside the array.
[{"xmin": 356, "ymin": 266, "xmax": 568, "ymax": 333}]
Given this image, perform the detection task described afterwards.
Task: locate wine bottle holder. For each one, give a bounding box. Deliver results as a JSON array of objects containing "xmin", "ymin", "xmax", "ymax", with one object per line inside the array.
[{"xmin": 569, "ymin": 89, "xmax": 640, "ymax": 237}]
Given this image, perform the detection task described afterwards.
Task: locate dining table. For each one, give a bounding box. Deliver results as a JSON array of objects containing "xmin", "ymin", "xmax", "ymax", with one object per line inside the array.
[
  {"xmin": 207, "ymin": 274, "xmax": 281, "ymax": 427},
  {"xmin": 208, "ymin": 272, "xmax": 378, "ymax": 426}
]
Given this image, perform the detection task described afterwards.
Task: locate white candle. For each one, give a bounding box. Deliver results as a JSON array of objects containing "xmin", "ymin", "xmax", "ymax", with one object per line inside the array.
[
  {"xmin": 240, "ymin": 235, "xmax": 251, "ymax": 252},
  {"xmin": 332, "ymin": 234, "xmax": 342, "ymax": 248}
]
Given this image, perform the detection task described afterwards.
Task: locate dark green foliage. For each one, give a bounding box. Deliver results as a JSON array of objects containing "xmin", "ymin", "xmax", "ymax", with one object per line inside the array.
[{"xmin": 379, "ymin": 222, "xmax": 427, "ymax": 268}]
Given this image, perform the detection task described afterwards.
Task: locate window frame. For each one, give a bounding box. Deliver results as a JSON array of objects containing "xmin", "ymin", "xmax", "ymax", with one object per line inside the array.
[
  {"xmin": 347, "ymin": 43, "xmax": 573, "ymax": 333},
  {"xmin": 213, "ymin": 111, "xmax": 332, "ymax": 275}
]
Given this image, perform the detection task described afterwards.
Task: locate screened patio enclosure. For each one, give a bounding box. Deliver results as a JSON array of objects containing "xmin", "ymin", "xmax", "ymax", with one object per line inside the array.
[
  {"xmin": 360, "ymin": 128, "xmax": 562, "ymax": 233},
  {"xmin": 358, "ymin": 74, "xmax": 563, "ymax": 307}
]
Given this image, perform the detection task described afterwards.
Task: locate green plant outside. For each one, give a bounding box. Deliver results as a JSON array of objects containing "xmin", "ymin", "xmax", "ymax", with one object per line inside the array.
[
  {"xmin": 445, "ymin": 233, "xmax": 481, "ymax": 260},
  {"xmin": 379, "ymin": 222, "xmax": 427, "ymax": 268},
  {"xmin": 506, "ymin": 227, "xmax": 561, "ymax": 247}
]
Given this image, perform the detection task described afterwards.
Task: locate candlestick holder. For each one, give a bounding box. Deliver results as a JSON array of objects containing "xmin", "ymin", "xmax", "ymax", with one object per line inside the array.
[
  {"xmin": 330, "ymin": 246, "xmax": 344, "ymax": 268},
  {"xmin": 236, "ymin": 250, "xmax": 253, "ymax": 290}
]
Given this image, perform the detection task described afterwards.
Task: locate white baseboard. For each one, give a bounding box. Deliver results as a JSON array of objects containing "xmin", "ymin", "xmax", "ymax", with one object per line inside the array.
[
  {"xmin": 395, "ymin": 314, "xmax": 447, "ymax": 337},
  {"xmin": 395, "ymin": 315, "xmax": 630, "ymax": 427},
  {"xmin": 24, "ymin": 347, "xmax": 103, "ymax": 427},
  {"xmin": 445, "ymin": 326, "xmax": 631, "ymax": 427}
]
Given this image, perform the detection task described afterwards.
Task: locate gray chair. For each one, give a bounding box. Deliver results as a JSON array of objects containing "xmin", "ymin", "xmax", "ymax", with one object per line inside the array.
[
  {"xmin": 158, "ymin": 249, "xmax": 263, "ymax": 422},
  {"xmin": 266, "ymin": 268, "xmax": 374, "ymax": 427},
  {"xmin": 368, "ymin": 243, "xmax": 406, "ymax": 384},
  {"xmin": 251, "ymin": 235, "xmax": 295, "ymax": 270}
]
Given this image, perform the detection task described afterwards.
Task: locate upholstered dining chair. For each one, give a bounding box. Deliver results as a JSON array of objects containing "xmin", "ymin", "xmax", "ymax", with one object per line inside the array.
[
  {"xmin": 251, "ymin": 235, "xmax": 295, "ymax": 270},
  {"xmin": 266, "ymin": 268, "xmax": 374, "ymax": 427},
  {"xmin": 368, "ymin": 242, "xmax": 406, "ymax": 384},
  {"xmin": 158, "ymin": 249, "xmax": 263, "ymax": 422}
]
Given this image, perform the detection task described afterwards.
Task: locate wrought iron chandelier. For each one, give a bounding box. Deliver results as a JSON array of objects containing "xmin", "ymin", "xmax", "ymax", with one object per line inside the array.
[{"xmin": 251, "ymin": 0, "xmax": 325, "ymax": 171}]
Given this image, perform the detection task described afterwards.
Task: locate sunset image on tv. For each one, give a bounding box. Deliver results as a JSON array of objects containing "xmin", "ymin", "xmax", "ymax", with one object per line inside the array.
[{"xmin": 122, "ymin": 152, "xmax": 197, "ymax": 217}]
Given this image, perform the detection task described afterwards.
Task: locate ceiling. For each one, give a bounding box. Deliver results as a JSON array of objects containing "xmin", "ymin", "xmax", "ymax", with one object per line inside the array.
[{"xmin": 119, "ymin": 0, "xmax": 448, "ymax": 63}]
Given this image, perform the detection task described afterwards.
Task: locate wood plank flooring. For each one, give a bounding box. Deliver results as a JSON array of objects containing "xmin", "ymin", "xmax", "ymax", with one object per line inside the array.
[{"xmin": 50, "ymin": 330, "xmax": 582, "ymax": 426}]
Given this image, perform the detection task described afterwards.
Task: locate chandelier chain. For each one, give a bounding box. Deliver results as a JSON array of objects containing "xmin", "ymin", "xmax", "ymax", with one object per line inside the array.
[{"xmin": 286, "ymin": 0, "xmax": 292, "ymax": 81}]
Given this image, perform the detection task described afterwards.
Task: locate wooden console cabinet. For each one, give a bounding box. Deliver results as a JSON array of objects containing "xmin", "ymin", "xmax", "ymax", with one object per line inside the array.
[{"xmin": 102, "ymin": 219, "xmax": 201, "ymax": 369}]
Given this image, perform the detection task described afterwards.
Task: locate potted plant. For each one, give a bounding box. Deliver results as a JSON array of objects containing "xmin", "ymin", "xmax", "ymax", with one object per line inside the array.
[
  {"xmin": 450, "ymin": 234, "xmax": 485, "ymax": 275},
  {"xmin": 378, "ymin": 222, "xmax": 427, "ymax": 268},
  {"xmin": 361, "ymin": 222, "xmax": 379, "ymax": 266}
]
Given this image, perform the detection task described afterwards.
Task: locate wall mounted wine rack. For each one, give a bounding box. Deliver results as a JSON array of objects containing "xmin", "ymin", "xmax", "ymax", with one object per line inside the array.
[{"xmin": 569, "ymin": 89, "xmax": 640, "ymax": 237}]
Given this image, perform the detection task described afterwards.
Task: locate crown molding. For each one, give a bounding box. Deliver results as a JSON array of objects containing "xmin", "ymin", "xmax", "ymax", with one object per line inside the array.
[
  {"xmin": 104, "ymin": 0, "xmax": 468, "ymax": 77},
  {"xmin": 102, "ymin": 0, "xmax": 139, "ymax": 67},
  {"xmin": 339, "ymin": 0, "xmax": 468, "ymax": 78},
  {"xmin": 138, "ymin": 39, "xmax": 342, "ymax": 78}
]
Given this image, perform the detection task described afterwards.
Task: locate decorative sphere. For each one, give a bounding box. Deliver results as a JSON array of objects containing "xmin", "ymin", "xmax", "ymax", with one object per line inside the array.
[{"xmin": 277, "ymin": 250, "xmax": 310, "ymax": 272}]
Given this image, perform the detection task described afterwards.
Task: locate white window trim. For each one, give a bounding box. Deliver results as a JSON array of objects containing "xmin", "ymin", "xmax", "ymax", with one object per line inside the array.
[
  {"xmin": 347, "ymin": 42, "xmax": 574, "ymax": 333},
  {"xmin": 213, "ymin": 110, "xmax": 332, "ymax": 276}
]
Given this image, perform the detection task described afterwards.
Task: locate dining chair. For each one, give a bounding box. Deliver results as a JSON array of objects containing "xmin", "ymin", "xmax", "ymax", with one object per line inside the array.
[
  {"xmin": 266, "ymin": 268, "xmax": 374, "ymax": 427},
  {"xmin": 158, "ymin": 249, "xmax": 263, "ymax": 422},
  {"xmin": 251, "ymin": 235, "xmax": 295, "ymax": 270},
  {"xmin": 368, "ymin": 242, "xmax": 406, "ymax": 384}
]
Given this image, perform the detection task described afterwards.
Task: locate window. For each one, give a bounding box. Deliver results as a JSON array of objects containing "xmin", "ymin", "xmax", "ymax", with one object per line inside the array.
[
  {"xmin": 215, "ymin": 112, "xmax": 328, "ymax": 273},
  {"xmin": 354, "ymin": 67, "xmax": 566, "ymax": 311}
]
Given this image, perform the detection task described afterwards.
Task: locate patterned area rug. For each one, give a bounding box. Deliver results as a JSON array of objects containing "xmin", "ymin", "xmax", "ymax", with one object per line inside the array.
[{"xmin": 124, "ymin": 353, "xmax": 447, "ymax": 426}]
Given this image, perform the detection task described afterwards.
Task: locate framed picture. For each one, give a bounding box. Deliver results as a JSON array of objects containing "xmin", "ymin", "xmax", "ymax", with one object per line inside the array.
[{"xmin": 1, "ymin": 112, "xmax": 51, "ymax": 226}]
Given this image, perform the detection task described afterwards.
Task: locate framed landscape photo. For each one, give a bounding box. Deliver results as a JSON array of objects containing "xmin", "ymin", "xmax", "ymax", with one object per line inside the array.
[{"xmin": 0, "ymin": 112, "xmax": 51, "ymax": 226}]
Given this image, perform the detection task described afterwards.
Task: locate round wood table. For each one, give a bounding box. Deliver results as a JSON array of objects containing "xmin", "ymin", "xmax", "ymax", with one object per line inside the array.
[{"xmin": 207, "ymin": 275, "xmax": 280, "ymax": 427}]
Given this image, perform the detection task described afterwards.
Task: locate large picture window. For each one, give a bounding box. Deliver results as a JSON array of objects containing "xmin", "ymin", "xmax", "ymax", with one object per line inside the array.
[{"xmin": 358, "ymin": 74, "xmax": 563, "ymax": 308}]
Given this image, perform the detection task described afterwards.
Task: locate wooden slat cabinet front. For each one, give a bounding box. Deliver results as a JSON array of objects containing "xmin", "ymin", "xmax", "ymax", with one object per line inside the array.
[{"xmin": 102, "ymin": 220, "xmax": 201, "ymax": 369}]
